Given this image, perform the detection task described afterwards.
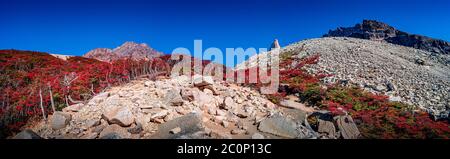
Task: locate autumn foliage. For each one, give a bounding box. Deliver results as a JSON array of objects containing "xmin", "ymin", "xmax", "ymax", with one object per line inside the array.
[{"xmin": 0, "ymin": 50, "xmax": 170, "ymax": 138}]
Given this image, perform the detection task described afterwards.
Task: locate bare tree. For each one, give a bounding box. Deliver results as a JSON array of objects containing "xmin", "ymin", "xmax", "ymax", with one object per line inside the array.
[
  {"xmin": 90, "ymin": 83, "xmax": 96, "ymax": 96},
  {"xmin": 48, "ymin": 84, "xmax": 55, "ymax": 113},
  {"xmin": 63, "ymin": 72, "xmax": 78, "ymax": 107},
  {"xmin": 39, "ymin": 88, "xmax": 46, "ymax": 122},
  {"xmin": 68, "ymin": 95, "xmax": 83, "ymax": 104}
]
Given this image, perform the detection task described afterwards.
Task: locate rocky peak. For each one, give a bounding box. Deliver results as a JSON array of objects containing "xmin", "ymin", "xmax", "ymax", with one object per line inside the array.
[
  {"xmin": 114, "ymin": 41, "xmax": 147, "ymax": 51},
  {"xmin": 83, "ymin": 41, "xmax": 163, "ymax": 62},
  {"xmin": 323, "ymin": 20, "xmax": 450, "ymax": 54}
]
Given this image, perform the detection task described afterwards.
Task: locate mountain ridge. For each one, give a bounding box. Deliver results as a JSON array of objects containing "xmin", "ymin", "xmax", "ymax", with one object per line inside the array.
[{"xmin": 323, "ymin": 20, "xmax": 450, "ymax": 55}]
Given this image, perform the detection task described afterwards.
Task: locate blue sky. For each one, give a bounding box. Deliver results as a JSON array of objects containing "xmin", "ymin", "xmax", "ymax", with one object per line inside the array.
[{"xmin": 1, "ymin": 0, "xmax": 449, "ymax": 65}]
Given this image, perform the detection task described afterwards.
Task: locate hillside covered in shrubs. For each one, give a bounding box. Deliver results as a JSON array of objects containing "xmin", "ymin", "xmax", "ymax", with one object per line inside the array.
[
  {"xmin": 0, "ymin": 50, "xmax": 171, "ymax": 138},
  {"xmin": 243, "ymin": 53, "xmax": 450, "ymax": 138}
]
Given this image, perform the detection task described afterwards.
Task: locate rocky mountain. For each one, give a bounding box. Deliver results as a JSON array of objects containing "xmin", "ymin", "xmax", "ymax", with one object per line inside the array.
[
  {"xmin": 323, "ymin": 20, "xmax": 450, "ymax": 55},
  {"xmin": 237, "ymin": 37, "xmax": 450, "ymax": 120},
  {"xmin": 83, "ymin": 42, "xmax": 163, "ymax": 62}
]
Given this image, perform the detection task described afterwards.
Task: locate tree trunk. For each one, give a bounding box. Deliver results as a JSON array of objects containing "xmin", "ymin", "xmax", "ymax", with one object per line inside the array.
[
  {"xmin": 65, "ymin": 95, "xmax": 69, "ymax": 107},
  {"xmin": 49, "ymin": 85, "xmax": 55, "ymax": 112},
  {"xmin": 90, "ymin": 83, "xmax": 96, "ymax": 95},
  {"xmin": 39, "ymin": 88, "xmax": 47, "ymax": 121}
]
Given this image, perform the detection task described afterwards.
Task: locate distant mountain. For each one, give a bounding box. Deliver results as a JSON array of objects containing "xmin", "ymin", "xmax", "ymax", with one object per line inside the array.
[
  {"xmin": 84, "ymin": 42, "xmax": 163, "ymax": 62},
  {"xmin": 323, "ymin": 20, "xmax": 450, "ymax": 55}
]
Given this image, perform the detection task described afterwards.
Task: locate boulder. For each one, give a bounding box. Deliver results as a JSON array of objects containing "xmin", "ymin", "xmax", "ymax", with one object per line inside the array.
[
  {"xmin": 181, "ymin": 89, "xmax": 194, "ymax": 101},
  {"xmin": 50, "ymin": 111, "xmax": 72, "ymax": 130},
  {"xmin": 127, "ymin": 123, "xmax": 143, "ymax": 134},
  {"xmin": 258, "ymin": 113, "xmax": 299, "ymax": 138},
  {"xmin": 221, "ymin": 97, "xmax": 236, "ymax": 110},
  {"xmin": 163, "ymin": 88, "xmax": 184, "ymax": 106},
  {"xmin": 280, "ymin": 107, "xmax": 307, "ymax": 124},
  {"xmin": 85, "ymin": 118, "xmax": 101, "ymax": 128},
  {"xmin": 62, "ymin": 103, "xmax": 84, "ymax": 112},
  {"xmin": 102, "ymin": 107, "xmax": 135, "ymax": 127},
  {"xmin": 192, "ymin": 89, "xmax": 215, "ymax": 107},
  {"xmin": 193, "ymin": 75, "xmax": 214, "ymax": 87},
  {"xmin": 335, "ymin": 115, "xmax": 360, "ymax": 139},
  {"xmin": 13, "ymin": 129, "xmax": 41, "ymax": 139},
  {"xmin": 279, "ymin": 100, "xmax": 314, "ymax": 113},
  {"xmin": 203, "ymin": 87, "xmax": 214, "ymax": 95},
  {"xmin": 150, "ymin": 110, "xmax": 169, "ymax": 119},
  {"xmin": 99, "ymin": 124, "xmax": 131, "ymax": 139},
  {"xmin": 202, "ymin": 85, "xmax": 219, "ymax": 95},
  {"xmin": 318, "ymin": 119, "xmax": 337, "ymax": 138},
  {"xmin": 150, "ymin": 113, "xmax": 204, "ymax": 139}
]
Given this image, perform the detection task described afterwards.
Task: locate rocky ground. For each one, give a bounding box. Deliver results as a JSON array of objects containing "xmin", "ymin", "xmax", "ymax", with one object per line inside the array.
[
  {"xmin": 15, "ymin": 75, "xmax": 361, "ymax": 139},
  {"xmin": 237, "ymin": 37, "xmax": 450, "ymax": 120}
]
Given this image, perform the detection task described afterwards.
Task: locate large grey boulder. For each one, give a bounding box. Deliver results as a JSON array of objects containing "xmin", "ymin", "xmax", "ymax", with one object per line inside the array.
[
  {"xmin": 51, "ymin": 111, "xmax": 72, "ymax": 130},
  {"xmin": 257, "ymin": 113, "xmax": 299, "ymax": 138},
  {"xmin": 163, "ymin": 88, "xmax": 184, "ymax": 106},
  {"xmin": 102, "ymin": 107, "xmax": 135, "ymax": 127},
  {"xmin": 335, "ymin": 115, "xmax": 360, "ymax": 139},
  {"xmin": 99, "ymin": 124, "xmax": 131, "ymax": 139},
  {"xmin": 318, "ymin": 119, "xmax": 337, "ymax": 138},
  {"xmin": 150, "ymin": 112, "xmax": 204, "ymax": 139}
]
